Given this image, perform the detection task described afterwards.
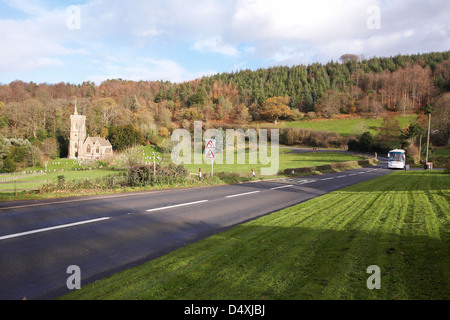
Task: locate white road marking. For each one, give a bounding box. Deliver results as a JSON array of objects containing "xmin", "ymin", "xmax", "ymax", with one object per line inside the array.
[
  {"xmin": 271, "ymin": 185, "xmax": 294, "ymax": 190},
  {"xmin": 226, "ymin": 191, "xmax": 261, "ymax": 198},
  {"xmin": 298, "ymin": 180, "xmax": 315, "ymax": 185},
  {"xmin": 0, "ymin": 217, "xmax": 111, "ymax": 241},
  {"xmin": 337, "ymin": 175, "xmax": 347, "ymax": 178},
  {"xmin": 321, "ymin": 177, "xmax": 334, "ymax": 181},
  {"xmin": 349, "ymin": 173, "xmax": 357, "ymax": 176},
  {"xmin": 0, "ymin": 189, "xmax": 170, "ymax": 211},
  {"xmin": 146, "ymin": 200, "xmax": 208, "ymax": 212}
]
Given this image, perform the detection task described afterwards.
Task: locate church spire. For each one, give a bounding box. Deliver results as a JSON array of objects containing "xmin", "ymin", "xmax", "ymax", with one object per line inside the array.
[{"xmin": 74, "ymin": 99, "xmax": 78, "ymax": 115}]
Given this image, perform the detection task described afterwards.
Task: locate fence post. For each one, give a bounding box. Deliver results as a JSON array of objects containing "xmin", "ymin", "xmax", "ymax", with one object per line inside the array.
[{"xmin": 14, "ymin": 178, "xmax": 17, "ymax": 196}]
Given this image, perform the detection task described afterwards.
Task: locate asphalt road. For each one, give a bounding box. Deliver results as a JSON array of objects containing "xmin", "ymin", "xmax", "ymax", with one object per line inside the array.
[{"xmin": 0, "ymin": 162, "xmax": 392, "ymax": 300}]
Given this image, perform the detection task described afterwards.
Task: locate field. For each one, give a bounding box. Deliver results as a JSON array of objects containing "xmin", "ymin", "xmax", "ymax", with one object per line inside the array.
[
  {"xmin": 182, "ymin": 148, "xmax": 367, "ymax": 176},
  {"xmin": 61, "ymin": 170, "xmax": 450, "ymax": 300},
  {"xmin": 275, "ymin": 115, "xmax": 417, "ymax": 136}
]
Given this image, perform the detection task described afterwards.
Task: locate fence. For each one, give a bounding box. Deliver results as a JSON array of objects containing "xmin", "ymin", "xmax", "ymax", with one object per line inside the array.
[{"xmin": 0, "ymin": 179, "xmax": 49, "ymax": 195}]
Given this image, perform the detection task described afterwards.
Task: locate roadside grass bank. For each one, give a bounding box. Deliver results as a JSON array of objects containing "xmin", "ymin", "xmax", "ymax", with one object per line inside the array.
[{"xmin": 60, "ymin": 170, "xmax": 449, "ymax": 300}]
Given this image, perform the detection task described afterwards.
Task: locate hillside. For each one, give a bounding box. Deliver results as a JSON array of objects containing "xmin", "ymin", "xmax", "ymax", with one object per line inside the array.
[{"xmin": 0, "ymin": 51, "xmax": 449, "ymax": 171}]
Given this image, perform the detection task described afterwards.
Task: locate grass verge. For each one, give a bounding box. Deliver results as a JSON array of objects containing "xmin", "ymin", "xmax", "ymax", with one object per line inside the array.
[{"xmin": 60, "ymin": 170, "xmax": 449, "ymax": 300}]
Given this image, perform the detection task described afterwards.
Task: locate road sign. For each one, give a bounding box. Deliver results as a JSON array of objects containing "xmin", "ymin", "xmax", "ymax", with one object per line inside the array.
[
  {"xmin": 206, "ymin": 149, "xmax": 215, "ymax": 159},
  {"xmin": 205, "ymin": 139, "xmax": 216, "ymax": 177},
  {"xmin": 206, "ymin": 139, "xmax": 216, "ymax": 149},
  {"xmin": 205, "ymin": 139, "xmax": 216, "ymax": 159}
]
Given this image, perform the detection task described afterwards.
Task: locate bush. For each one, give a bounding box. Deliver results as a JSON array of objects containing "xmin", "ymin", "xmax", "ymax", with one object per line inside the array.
[
  {"xmin": 128, "ymin": 163, "xmax": 189, "ymax": 187},
  {"xmin": 282, "ymin": 128, "xmax": 346, "ymax": 149},
  {"xmin": 405, "ymin": 145, "xmax": 420, "ymax": 164},
  {"xmin": 444, "ymin": 161, "xmax": 450, "ymax": 174}
]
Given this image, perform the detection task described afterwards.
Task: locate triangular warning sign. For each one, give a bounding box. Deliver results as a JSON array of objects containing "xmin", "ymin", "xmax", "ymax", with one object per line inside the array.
[
  {"xmin": 206, "ymin": 149, "xmax": 215, "ymax": 159},
  {"xmin": 206, "ymin": 140, "xmax": 215, "ymax": 149}
]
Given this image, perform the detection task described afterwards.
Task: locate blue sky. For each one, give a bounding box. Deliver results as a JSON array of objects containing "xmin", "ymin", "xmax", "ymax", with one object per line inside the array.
[{"xmin": 0, "ymin": 0, "xmax": 449, "ymax": 85}]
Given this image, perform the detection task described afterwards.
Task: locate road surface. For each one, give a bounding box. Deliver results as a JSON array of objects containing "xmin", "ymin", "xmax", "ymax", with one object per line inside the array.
[{"xmin": 0, "ymin": 163, "xmax": 392, "ymax": 300}]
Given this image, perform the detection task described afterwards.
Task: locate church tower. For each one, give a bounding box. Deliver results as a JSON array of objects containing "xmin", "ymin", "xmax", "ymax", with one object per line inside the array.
[{"xmin": 68, "ymin": 100, "xmax": 87, "ymax": 159}]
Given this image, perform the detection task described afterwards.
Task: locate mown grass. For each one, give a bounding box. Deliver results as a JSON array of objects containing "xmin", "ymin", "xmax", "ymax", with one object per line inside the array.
[{"xmin": 61, "ymin": 170, "xmax": 449, "ymax": 300}]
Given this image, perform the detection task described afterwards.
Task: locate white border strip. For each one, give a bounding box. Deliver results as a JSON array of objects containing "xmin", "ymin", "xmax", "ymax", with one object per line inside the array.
[
  {"xmin": 146, "ymin": 200, "xmax": 208, "ymax": 212},
  {"xmin": 226, "ymin": 191, "xmax": 261, "ymax": 198},
  {"xmin": 0, "ymin": 217, "xmax": 111, "ymax": 241},
  {"xmin": 271, "ymin": 185, "xmax": 294, "ymax": 190}
]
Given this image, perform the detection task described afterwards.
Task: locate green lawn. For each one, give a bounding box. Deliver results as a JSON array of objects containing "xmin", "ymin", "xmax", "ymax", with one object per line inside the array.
[
  {"xmin": 182, "ymin": 149, "xmax": 367, "ymax": 176},
  {"xmin": 0, "ymin": 169, "xmax": 123, "ymax": 192},
  {"xmin": 277, "ymin": 115, "xmax": 417, "ymax": 136},
  {"xmin": 61, "ymin": 170, "xmax": 450, "ymax": 300}
]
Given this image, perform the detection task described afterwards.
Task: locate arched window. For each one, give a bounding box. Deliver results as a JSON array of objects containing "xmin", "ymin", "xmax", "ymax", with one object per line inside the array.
[
  {"xmin": 86, "ymin": 145, "xmax": 91, "ymax": 153},
  {"xmin": 96, "ymin": 146, "xmax": 100, "ymax": 154}
]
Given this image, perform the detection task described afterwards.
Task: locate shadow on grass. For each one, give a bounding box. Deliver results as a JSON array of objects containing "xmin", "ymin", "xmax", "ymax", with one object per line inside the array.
[{"xmin": 59, "ymin": 220, "xmax": 449, "ymax": 301}]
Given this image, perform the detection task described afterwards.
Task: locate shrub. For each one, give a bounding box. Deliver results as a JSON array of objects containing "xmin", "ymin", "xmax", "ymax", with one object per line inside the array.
[
  {"xmin": 128, "ymin": 163, "xmax": 189, "ymax": 187},
  {"xmin": 444, "ymin": 161, "xmax": 450, "ymax": 174}
]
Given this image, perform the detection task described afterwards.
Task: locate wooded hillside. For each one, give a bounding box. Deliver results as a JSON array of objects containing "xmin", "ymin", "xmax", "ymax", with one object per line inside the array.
[{"xmin": 0, "ymin": 51, "xmax": 449, "ymax": 171}]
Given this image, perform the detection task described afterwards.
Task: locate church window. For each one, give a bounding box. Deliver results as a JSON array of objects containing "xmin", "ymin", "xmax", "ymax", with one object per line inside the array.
[
  {"xmin": 96, "ymin": 146, "xmax": 100, "ymax": 154},
  {"xmin": 86, "ymin": 145, "xmax": 91, "ymax": 153}
]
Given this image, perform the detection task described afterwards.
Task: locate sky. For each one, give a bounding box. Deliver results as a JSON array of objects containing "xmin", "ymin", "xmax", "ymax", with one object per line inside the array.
[{"xmin": 0, "ymin": 0, "xmax": 449, "ymax": 85}]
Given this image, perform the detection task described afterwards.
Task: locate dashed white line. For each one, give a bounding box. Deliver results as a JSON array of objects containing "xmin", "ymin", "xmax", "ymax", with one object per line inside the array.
[
  {"xmin": 146, "ymin": 200, "xmax": 209, "ymax": 212},
  {"xmin": 0, "ymin": 217, "xmax": 111, "ymax": 241},
  {"xmin": 226, "ymin": 191, "xmax": 261, "ymax": 198},
  {"xmin": 337, "ymin": 175, "xmax": 347, "ymax": 178},
  {"xmin": 271, "ymin": 185, "xmax": 294, "ymax": 190},
  {"xmin": 321, "ymin": 177, "xmax": 334, "ymax": 181}
]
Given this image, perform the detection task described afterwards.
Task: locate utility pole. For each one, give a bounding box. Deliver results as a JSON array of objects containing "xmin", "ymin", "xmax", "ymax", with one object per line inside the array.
[
  {"xmin": 424, "ymin": 104, "xmax": 432, "ymax": 166},
  {"xmin": 426, "ymin": 113, "xmax": 431, "ymax": 163}
]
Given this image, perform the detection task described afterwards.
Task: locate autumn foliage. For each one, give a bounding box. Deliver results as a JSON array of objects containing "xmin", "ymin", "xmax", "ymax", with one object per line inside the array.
[{"xmin": 0, "ymin": 51, "xmax": 448, "ymax": 169}]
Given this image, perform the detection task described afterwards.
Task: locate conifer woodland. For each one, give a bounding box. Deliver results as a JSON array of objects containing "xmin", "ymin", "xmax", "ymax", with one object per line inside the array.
[{"xmin": 0, "ymin": 51, "xmax": 449, "ymax": 172}]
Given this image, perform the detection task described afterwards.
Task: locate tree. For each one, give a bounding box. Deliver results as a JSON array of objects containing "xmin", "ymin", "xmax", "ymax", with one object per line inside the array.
[
  {"xmin": 340, "ymin": 54, "xmax": 360, "ymax": 63},
  {"xmin": 359, "ymin": 132, "xmax": 374, "ymax": 152},
  {"xmin": 92, "ymin": 98, "xmax": 120, "ymax": 127},
  {"xmin": 130, "ymin": 95, "xmax": 141, "ymax": 111},
  {"xmin": 315, "ymin": 90, "xmax": 350, "ymax": 117},
  {"xmin": 432, "ymin": 93, "xmax": 450, "ymax": 145},
  {"xmin": 377, "ymin": 116, "xmax": 402, "ymax": 148},
  {"xmin": 108, "ymin": 124, "xmax": 144, "ymax": 151},
  {"xmin": 261, "ymin": 96, "xmax": 293, "ymax": 122}
]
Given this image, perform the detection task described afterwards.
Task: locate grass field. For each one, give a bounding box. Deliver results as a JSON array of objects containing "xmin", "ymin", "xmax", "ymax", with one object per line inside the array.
[
  {"xmin": 0, "ymin": 169, "xmax": 123, "ymax": 192},
  {"xmin": 61, "ymin": 170, "xmax": 449, "ymax": 300},
  {"xmin": 276, "ymin": 115, "xmax": 417, "ymax": 136},
  {"xmin": 182, "ymin": 149, "xmax": 367, "ymax": 176}
]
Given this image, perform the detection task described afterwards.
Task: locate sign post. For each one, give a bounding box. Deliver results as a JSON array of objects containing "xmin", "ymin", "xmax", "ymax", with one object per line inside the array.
[{"xmin": 205, "ymin": 139, "xmax": 216, "ymax": 177}]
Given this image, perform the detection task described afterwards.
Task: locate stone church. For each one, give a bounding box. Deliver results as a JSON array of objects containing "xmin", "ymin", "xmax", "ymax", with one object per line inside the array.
[{"xmin": 68, "ymin": 103, "xmax": 113, "ymax": 160}]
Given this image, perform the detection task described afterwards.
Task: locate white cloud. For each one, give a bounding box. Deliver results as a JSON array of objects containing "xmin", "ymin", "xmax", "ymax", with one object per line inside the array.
[
  {"xmin": 88, "ymin": 58, "xmax": 196, "ymax": 84},
  {"xmin": 229, "ymin": 0, "xmax": 450, "ymax": 65},
  {"xmin": 191, "ymin": 37, "xmax": 239, "ymax": 56},
  {"xmin": 0, "ymin": 0, "xmax": 449, "ymax": 84}
]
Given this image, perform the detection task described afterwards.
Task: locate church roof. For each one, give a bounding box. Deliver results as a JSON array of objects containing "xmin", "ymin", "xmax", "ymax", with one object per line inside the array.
[{"xmin": 85, "ymin": 136, "xmax": 112, "ymax": 147}]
